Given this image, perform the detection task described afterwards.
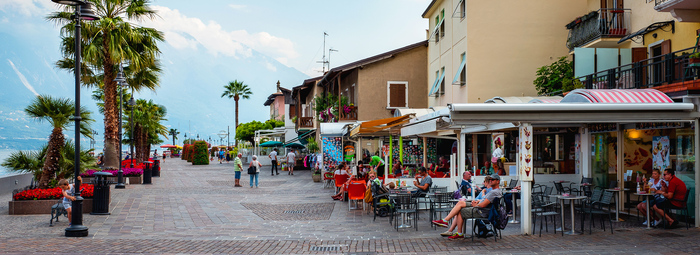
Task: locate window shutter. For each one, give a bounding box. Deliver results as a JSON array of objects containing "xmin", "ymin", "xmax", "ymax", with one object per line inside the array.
[{"xmin": 389, "ymin": 83, "xmax": 406, "ymax": 108}]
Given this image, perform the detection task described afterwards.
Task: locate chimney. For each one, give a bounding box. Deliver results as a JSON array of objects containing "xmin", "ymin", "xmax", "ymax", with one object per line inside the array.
[{"xmin": 276, "ymin": 80, "xmax": 281, "ymax": 93}]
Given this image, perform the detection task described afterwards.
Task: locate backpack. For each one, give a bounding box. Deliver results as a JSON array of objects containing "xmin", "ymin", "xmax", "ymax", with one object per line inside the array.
[
  {"xmin": 364, "ymin": 187, "xmax": 373, "ymax": 203},
  {"xmin": 475, "ymin": 220, "xmax": 494, "ymax": 238},
  {"xmin": 488, "ymin": 197, "xmax": 508, "ymax": 230}
]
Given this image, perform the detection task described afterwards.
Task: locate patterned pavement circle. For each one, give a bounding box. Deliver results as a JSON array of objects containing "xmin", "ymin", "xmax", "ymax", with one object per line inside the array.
[{"xmin": 241, "ymin": 202, "xmax": 335, "ymax": 220}]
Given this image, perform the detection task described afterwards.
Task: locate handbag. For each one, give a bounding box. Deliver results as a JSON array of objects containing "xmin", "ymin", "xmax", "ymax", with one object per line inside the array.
[{"xmin": 247, "ymin": 166, "xmax": 256, "ymax": 175}]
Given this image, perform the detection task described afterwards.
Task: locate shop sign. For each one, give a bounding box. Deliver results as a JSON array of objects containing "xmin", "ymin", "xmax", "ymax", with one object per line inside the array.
[
  {"xmin": 589, "ymin": 123, "xmax": 618, "ymax": 133},
  {"xmin": 635, "ymin": 122, "xmax": 684, "ymax": 130}
]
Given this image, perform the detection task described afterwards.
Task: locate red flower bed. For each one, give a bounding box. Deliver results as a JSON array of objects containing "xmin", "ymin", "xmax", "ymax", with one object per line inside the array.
[{"xmin": 13, "ymin": 184, "xmax": 94, "ymax": 201}]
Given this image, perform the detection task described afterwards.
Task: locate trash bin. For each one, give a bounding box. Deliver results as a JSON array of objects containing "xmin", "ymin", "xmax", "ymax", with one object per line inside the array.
[
  {"xmin": 152, "ymin": 159, "xmax": 160, "ymax": 177},
  {"xmin": 143, "ymin": 160, "xmax": 153, "ymax": 184},
  {"xmin": 91, "ymin": 171, "xmax": 112, "ymax": 215}
]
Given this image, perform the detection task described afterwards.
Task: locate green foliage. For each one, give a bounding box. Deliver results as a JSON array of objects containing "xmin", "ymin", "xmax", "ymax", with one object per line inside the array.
[
  {"xmin": 182, "ymin": 144, "xmax": 194, "ymax": 162},
  {"xmin": 236, "ymin": 119, "xmax": 285, "ymax": 143},
  {"xmin": 192, "ymin": 141, "xmax": 209, "ymax": 165},
  {"xmin": 306, "ymin": 137, "xmax": 319, "ymax": 153},
  {"xmin": 533, "ymin": 56, "xmax": 575, "ymax": 95},
  {"xmin": 1, "ymin": 142, "xmax": 95, "ymax": 182},
  {"xmin": 313, "ymin": 94, "xmax": 350, "ymax": 122}
]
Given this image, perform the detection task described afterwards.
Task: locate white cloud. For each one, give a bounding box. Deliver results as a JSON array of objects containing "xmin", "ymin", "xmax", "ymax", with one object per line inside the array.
[
  {"xmin": 228, "ymin": 4, "xmax": 246, "ymax": 10},
  {"xmin": 7, "ymin": 59, "xmax": 39, "ymax": 96},
  {"xmin": 138, "ymin": 6, "xmax": 298, "ymax": 64},
  {"xmin": 0, "ymin": 0, "xmax": 53, "ymax": 17}
]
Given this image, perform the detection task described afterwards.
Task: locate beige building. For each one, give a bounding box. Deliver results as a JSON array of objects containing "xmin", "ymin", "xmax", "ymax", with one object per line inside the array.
[{"xmin": 422, "ymin": 0, "xmax": 588, "ymax": 105}]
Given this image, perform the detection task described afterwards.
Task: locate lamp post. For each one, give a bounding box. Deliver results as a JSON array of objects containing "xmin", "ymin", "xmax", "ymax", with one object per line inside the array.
[
  {"xmin": 129, "ymin": 93, "xmax": 135, "ymax": 168},
  {"xmin": 114, "ymin": 65, "xmax": 126, "ymax": 189},
  {"xmin": 52, "ymin": 0, "xmax": 99, "ymax": 238}
]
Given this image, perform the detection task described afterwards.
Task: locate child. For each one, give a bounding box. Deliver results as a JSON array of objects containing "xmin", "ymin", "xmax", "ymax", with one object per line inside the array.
[{"xmin": 59, "ymin": 176, "xmax": 82, "ymax": 226}]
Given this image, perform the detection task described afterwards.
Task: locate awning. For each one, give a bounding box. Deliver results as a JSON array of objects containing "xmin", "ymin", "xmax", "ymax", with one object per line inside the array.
[
  {"xmin": 485, "ymin": 96, "xmax": 563, "ymax": 104},
  {"xmin": 349, "ymin": 115, "xmax": 412, "ymax": 137},
  {"xmin": 452, "ymin": 55, "xmax": 466, "ymax": 85},
  {"xmin": 393, "ymin": 108, "xmax": 438, "ymax": 118},
  {"xmin": 561, "ymin": 89, "xmax": 674, "ymax": 103},
  {"xmin": 401, "ymin": 118, "xmax": 438, "ymax": 136},
  {"xmin": 429, "ymin": 69, "xmax": 445, "ymax": 96},
  {"xmin": 618, "ymin": 21, "xmax": 674, "ymax": 44},
  {"xmin": 320, "ymin": 123, "xmax": 349, "ymax": 137},
  {"xmin": 529, "ymin": 98, "xmax": 562, "ymax": 103}
]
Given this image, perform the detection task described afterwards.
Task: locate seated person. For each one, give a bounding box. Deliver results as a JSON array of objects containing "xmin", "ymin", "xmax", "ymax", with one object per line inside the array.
[
  {"xmin": 460, "ymin": 171, "xmax": 481, "ymax": 197},
  {"xmin": 637, "ymin": 169, "xmax": 666, "ymax": 226},
  {"xmin": 494, "ymin": 160, "xmax": 505, "ymax": 176},
  {"xmin": 331, "ymin": 163, "xmax": 352, "ymax": 200},
  {"xmin": 393, "ymin": 162, "xmax": 404, "ymax": 177},
  {"xmin": 652, "ymin": 169, "xmax": 687, "ymax": 228},
  {"xmin": 432, "ymin": 174, "xmax": 502, "ymax": 239},
  {"xmin": 412, "ymin": 167, "xmax": 432, "ymax": 197},
  {"xmin": 480, "ymin": 161, "xmax": 494, "ymax": 176},
  {"xmin": 437, "ymin": 156, "xmax": 450, "ymax": 173}
]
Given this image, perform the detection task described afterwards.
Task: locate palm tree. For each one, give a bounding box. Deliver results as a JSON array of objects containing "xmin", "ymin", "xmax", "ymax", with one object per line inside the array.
[
  {"xmin": 2, "ymin": 142, "xmax": 97, "ymax": 184},
  {"xmin": 168, "ymin": 128, "xmax": 179, "ymax": 146},
  {"xmin": 48, "ymin": 0, "xmax": 164, "ymax": 170},
  {"xmin": 125, "ymin": 99, "xmax": 167, "ymax": 162},
  {"xmin": 24, "ymin": 95, "xmax": 93, "ymax": 189},
  {"xmin": 221, "ymin": 80, "xmax": 253, "ymax": 146}
]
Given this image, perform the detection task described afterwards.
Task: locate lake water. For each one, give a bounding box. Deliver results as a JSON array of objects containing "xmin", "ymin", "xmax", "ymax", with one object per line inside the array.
[{"xmin": 0, "ymin": 149, "xmax": 17, "ymax": 177}]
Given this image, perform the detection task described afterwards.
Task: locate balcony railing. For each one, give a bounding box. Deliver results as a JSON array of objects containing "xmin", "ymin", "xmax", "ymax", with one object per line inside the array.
[
  {"xmin": 339, "ymin": 106, "xmax": 357, "ymax": 121},
  {"xmin": 298, "ymin": 117, "xmax": 314, "ymax": 128},
  {"xmin": 655, "ymin": 0, "xmax": 672, "ymax": 7},
  {"xmin": 577, "ymin": 47, "xmax": 698, "ymax": 90},
  {"xmin": 566, "ymin": 8, "xmax": 631, "ymax": 50}
]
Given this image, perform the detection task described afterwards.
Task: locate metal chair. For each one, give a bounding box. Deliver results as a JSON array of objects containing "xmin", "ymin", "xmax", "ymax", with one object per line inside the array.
[
  {"xmin": 429, "ymin": 192, "xmax": 453, "ymax": 230},
  {"xmin": 581, "ymin": 190, "xmax": 614, "ymax": 234},
  {"xmin": 392, "ymin": 193, "xmax": 418, "ymax": 231},
  {"xmin": 467, "ymin": 197, "xmax": 503, "ymax": 242},
  {"xmin": 532, "ymin": 193, "xmax": 559, "ymax": 237},
  {"xmin": 662, "ymin": 188, "xmax": 692, "ymax": 229},
  {"xmin": 323, "ymin": 172, "xmax": 335, "ymax": 189}
]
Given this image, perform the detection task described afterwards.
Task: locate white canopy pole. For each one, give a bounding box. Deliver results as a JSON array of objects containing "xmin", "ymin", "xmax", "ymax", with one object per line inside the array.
[{"xmin": 520, "ymin": 123, "xmax": 533, "ymax": 235}]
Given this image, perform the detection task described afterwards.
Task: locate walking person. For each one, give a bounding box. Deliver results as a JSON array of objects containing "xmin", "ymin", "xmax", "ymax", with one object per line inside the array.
[
  {"xmin": 249, "ymin": 155, "xmax": 262, "ymax": 188},
  {"xmin": 219, "ymin": 149, "xmax": 224, "ymax": 164},
  {"xmin": 233, "ymin": 153, "xmax": 243, "ymax": 187},
  {"xmin": 269, "ymin": 148, "xmax": 279, "ymax": 176},
  {"xmin": 287, "ymin": 149, "xmax": 297, "ymax": 175}
]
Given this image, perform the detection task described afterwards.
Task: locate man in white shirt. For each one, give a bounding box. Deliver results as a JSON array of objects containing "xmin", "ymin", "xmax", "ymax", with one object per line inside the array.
[
  {"xmin": 269, "ymin": 148, "xmax": 279, "ymax": 176},
  {"xmin": 287, "ymin": 150, "xmax": 296, "ymax": 175}
]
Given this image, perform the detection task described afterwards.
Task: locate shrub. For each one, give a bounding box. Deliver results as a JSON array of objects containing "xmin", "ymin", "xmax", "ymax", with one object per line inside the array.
[
  {"xmin": 80, "ymin": 168, "xmax": 143, "ymax": 177},
  {"xmin": 13, "ymin": 184, "xmax": 94, "ymax": 201},
  {"xmin": 183, "ymin": 144, "xmax": 194, "ymax": 162},
  {"xmin": 192, "ymin": 141, "xmax": 209, "ymax": 165}
]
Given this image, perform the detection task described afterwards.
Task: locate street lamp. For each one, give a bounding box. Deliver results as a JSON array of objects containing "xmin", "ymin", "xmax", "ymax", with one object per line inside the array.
[
  {"xmin": 129, "ymin": 94, "xmax": 136, "ymax": 168},
  {"xmin": 52, "ymin": 0, "xmax": 99, "ymax": 238},
  {"xmin": 114, "ymin": 65, "xmax": 126, "ymax": 189}
]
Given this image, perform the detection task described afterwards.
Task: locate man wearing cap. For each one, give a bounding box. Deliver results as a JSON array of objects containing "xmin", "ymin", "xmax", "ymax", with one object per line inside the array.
[{"xmin": 432, "ymin": 174, "xmax": 502, "ymax": 239}]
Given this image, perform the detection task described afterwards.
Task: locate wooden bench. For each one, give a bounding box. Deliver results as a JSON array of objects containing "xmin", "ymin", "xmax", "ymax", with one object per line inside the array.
[{"xmin": 50, "ymin": 202, "xmax": 67, "ymax": 227}]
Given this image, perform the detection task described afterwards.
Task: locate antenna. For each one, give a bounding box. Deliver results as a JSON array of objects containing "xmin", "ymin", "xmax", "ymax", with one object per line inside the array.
[
  {"xmin": 317, "ymin": 32, "xmax": 329, "ymax": 73},
  {"xmin": 328, "ymin": 48, "xmax": 338, "ymax": 70}
]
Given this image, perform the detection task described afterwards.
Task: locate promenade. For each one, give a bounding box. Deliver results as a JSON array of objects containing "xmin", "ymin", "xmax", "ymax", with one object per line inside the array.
[{"xmin": 0, "ymin": 158, "xmax": 698, "ymax": 254}]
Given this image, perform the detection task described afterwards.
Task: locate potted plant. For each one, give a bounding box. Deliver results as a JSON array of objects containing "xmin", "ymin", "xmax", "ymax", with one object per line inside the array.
[
  {"xmin": 307, "ymin": 137, "xmax": 322, "ymax": 182},
  {"xmin": 688, "ymin": 52, "xmax": 700, "ymax": 64}
]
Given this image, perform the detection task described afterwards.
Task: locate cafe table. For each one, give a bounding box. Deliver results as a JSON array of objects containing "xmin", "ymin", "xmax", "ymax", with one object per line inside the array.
[
  {"xmin": 549, "ymin": 194, "xmax": 587, "ymax": 235},
  {"xmin": 605, "ymin": 188, "xmax": 630, "ymax": 222},
  {"xmin": 389, "ymin": 188, "xmax": 416, "ymax": 229},
  {"xmin": 635, "ymin": 192, "xmax": 655, "ymax": 229},
  {"xmin": 506, "ymin": 189, "xmax": 520, "ymax": 224}
]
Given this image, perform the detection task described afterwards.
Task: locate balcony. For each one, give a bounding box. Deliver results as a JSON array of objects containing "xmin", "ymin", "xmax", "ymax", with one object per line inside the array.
[
  {"xmin": 577, "ymin": 46, "xmax": 699, "ymax": 97},
  {"xmin": 298, "ymin": 117, "xmax": 314, "ymax": 128},
  {"xmin": 566, "ymin": 9, "xmax": 631, "ymax": 51},
  {"xmin": 655, "ymin": 0, "xmax": 700, "ymax": 22},
  {"xmin": 339, "ymin": 105, "xmax": 357, "ymax": 121}
]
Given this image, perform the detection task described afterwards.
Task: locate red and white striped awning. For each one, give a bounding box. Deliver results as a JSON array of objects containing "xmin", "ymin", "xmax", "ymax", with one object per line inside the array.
[
  {"xmin": 529, "ymin": 98, "xmax": 562, "ymax": 104},
  {"xmin": 561, "ymin": 89, "xmax": 673, "ymax": 103}
]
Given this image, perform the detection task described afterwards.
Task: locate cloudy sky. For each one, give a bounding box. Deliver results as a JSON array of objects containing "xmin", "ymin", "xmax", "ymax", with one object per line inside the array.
[{"xmin": 0, "ymin": 0, "xmax": 431, "ymax": 148}]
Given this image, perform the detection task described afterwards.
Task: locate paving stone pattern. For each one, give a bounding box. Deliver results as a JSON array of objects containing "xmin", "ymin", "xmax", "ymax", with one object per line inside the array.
[{"xmin": 0, "ymin": 158, "xmax": 698, "ymax": 254}]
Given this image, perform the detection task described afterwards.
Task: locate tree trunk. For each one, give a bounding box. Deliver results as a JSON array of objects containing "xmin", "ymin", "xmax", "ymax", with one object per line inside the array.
[
  {"xmin": 101, "ymin": 34, "xmax": 119, "ymax": 170},
  {"xmin": 38, "ymin": 127, "xmax": 65, "ymax": 189},
  {"xmin": 134, "ymin": 124, "xmax": 143, "ymax": 163},
  {"xmin": 234, "ymin": 98, "xmax": 239, "ymax": 146},
  {"xmin": 141, "ymin": 128, "xmax": 148, "ymax": 161}
]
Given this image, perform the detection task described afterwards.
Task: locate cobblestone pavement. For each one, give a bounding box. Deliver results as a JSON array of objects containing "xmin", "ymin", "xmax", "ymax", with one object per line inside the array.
[{"xmin": 0, "ymin": 158, "xmax": 698, "ymax": 254}]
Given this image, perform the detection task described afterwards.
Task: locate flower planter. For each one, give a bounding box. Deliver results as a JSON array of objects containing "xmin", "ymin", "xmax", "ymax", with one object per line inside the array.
[
  {"xmin": 9, "ymin": 199, "xmax": 93, "ymax": 215},
  {"xmin": 312, "ymin": 174, "xmax": 322, "ymax": 182},
  {"xmin": 83, "ymin": 176, "xmax": 142, "ymax": 185}
]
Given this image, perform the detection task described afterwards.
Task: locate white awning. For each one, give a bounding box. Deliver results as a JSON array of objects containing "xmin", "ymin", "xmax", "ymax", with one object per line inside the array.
[
  {"xmin": 401, "ymin": 119, "xmax": 438, "ymax": 137},
  {"xmin": 393, "ymin": 108, "xmax": 437, "ymax": 118},
  {"xmin": 320, "ymin": 123, "xmax": 350, "ymax": 137}
]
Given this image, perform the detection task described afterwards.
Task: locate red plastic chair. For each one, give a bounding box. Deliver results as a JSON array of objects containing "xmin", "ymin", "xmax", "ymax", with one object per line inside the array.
[
  {"xmin": 347, "ymin": 181, "xmax": 367, "ymax": 211},
  {"xmin": 323, "ymin": 172, "xmax": 335, "ymax": 189},
  {"xmin": 334, "ymin": 174, "xmax": 350, "ymax": 197}
]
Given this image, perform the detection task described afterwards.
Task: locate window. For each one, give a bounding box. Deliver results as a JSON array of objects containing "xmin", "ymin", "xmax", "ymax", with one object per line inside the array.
[
  {"xmin": 439, "ymin": 67, "xmax": 445, "ymax": 95},
  {"xmin": 435, "ymin": 15, "xmax": 440, "ymax": 43},
  {"xmin": 452, "ymin": 53, "xmax": 466, "ymax": 86},
  {"xmin": 460, "ymin": 0, "xmax": 465, "ymax": 19},
  {"xmin": 387, "ymin": 81, "xmax": 408, "ymax": 108},
  {"xmin": 440, "ymin": 9, "xmax": 445, "ymax": 38}
]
